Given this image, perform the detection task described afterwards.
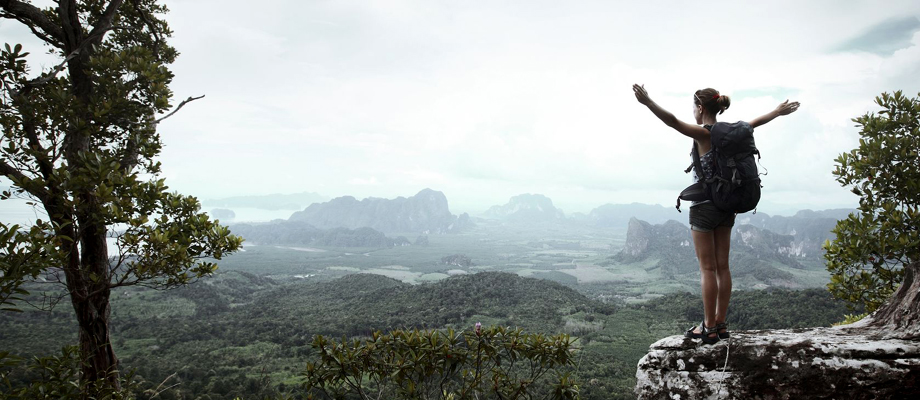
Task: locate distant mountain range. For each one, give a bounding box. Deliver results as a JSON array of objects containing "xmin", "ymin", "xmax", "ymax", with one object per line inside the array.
[
  {"xmin": 203, "ymin": 192, "xmax": 329, "ymax": 210},
  {"xmin": 482, "ymin": 194, "xmax": 565, "ymax": 222},
  {"xmin": 613, "ymin": 216, "xmax": 833, "ymax": 285},
  {"xmin": 735, "ymin": 209, "xmax": 853, "ymax": 258},
  {"xmin": 217, "ymin": 189, "xmax": 853, "ymax": 253},
  {"xmin": 289, "ymin": 188, "xmax": 473, "ymax": 234}
]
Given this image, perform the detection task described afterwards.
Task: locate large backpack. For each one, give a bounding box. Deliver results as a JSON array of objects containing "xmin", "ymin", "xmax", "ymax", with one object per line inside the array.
[{"xmin": 677, "ymin": 121, "xmax": 762, "ymax": 213}]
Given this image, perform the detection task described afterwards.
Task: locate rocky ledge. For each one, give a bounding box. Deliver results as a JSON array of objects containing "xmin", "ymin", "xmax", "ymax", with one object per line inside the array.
[
  {"xmin": 636, "ymin": 327, "xmax": 920, "ymax": 399},
  {"xmin": 636, "ymin": 262, "xmax": 920, "ymax": 399}
]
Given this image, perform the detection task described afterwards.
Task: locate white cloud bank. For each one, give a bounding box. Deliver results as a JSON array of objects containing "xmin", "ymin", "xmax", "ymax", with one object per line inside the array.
[{"xmin": 2, "ymin": 0, "xmax": 920, "ymax": 216}]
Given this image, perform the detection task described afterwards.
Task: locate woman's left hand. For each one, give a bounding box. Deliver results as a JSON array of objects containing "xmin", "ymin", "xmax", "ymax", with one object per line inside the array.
[
  {"xmin": 774, "ymin": 100, "xmax": 800, "ymax": 116},
  {"xmin": 633, "ymin": 84, "xmax": 651, "ymax": 105}
]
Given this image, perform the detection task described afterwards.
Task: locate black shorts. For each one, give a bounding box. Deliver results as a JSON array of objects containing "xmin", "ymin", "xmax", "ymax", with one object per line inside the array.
[{"xmin": 689, "ymin": 202, "xmax": 736, "ymax": 232}]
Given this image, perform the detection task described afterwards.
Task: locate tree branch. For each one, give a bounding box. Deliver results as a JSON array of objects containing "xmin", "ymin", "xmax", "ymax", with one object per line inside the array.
[
  {"xmin": 0, "ymin": 0, "xmax": 65, "ymax": 46},
  {"xmin": 129, "ymin": 0, "xmax": 163, "ymax": 58},
  {"xmin": 119, "ymin": 95, "xmax": 205, "ymax": 171},
  {"xmin": 155, "ymin": 95, "xmax": 205, "ymax": 124},
  {"xmin": 0, "ymin": 11, "xmax": 60, "ymax": 47},
  {"xmin": 7, "ymin": 88, "xmax": 56, "ymax": 182},
  {"xmin": 0, "ymin": 158, "xmax": 49, "ymax": 204},
  {"xmin": 86, "ymin": 0, "xmax": 126, "ymax": 48},
  {"xmin": 17, "ymin": 49, "xmax": 82, "ymax": 94},
  {"xmin": 58, "ymin": 1, "xmax": 82, "ymax": 51}
]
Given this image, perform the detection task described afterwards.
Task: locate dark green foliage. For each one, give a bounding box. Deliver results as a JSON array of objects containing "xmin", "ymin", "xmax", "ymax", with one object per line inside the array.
[
  {"xmin": 242, "ymin": 272, "xmax": 610, "ymax": 338},
  {"xmin": 303, "ymin": 327, "xmax": 579, "ymax": 399},
  {"xmin": 640, "ymin": 288, "xmax": 859, "ymax": 330},
  {"xmin": 0, "ymin": 0, "xmax": 243, "ymax": 390},
  {"xmin": 531, "ymin": 271, "xmax": 580, "ymax": 286},
  {"xmin": 825, "ymin": 91, "xmax": 920, "ymax": 312},
  {"xmin": 729, "ymin": 252, "xmax": 796, "ymax": 283},
  {"xmin": 0, "ymin": 346, "xmax": 137, "ymax": 399},
  {"xmin": 0, "ymin": 270, "xmax": 856, "ymax": 399},
  {"xmin": 0, "ymin": 224, "xmax": 57, "ymax": 313}
]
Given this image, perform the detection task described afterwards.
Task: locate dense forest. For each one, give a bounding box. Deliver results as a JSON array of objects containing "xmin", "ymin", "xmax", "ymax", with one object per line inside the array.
[{"xmin": 1, "ymin": 271, "xmax": 856, "ymax": 399}]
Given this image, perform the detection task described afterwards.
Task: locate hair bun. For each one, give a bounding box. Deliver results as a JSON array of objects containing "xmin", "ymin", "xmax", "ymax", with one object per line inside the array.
[
  {"xmin": 695, "ymin": 88, "xmax": 731, "ymax": 115},
  {"xmin": 716, "ymin": 95, "xmax": 731, "ymax": 115}
]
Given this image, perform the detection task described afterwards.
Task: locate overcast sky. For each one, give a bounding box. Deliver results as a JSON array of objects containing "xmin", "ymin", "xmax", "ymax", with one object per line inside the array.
[{"xmin": 3, "ymin": 0, "xmax": 920, "ymax": 216}]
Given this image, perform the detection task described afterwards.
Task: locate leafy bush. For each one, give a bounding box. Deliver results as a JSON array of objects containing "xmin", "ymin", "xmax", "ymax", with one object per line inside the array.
[
  {"xmin": 302, "ymin": 326, "xmax": 579, "ymax": 399},
  {"xmin": 0, "ymin": 346, "xmax": 136, "ymax": 400}
]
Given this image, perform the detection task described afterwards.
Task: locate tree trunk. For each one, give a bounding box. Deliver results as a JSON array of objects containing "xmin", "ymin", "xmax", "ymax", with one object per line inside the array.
[
  {"xmin": 74, "ymin": 217, "xmax": 120, "ymax": 389},
  {"xmin": 867, "ymin": 261, "xmax": 920, "ymax": 340},
  {"xmin": 60, "ymin": 211, "xmax": 120, "ymax": 390},
  {"xmin": 73, "ymin": 288, "xmax": 118, "ymax": 386}
]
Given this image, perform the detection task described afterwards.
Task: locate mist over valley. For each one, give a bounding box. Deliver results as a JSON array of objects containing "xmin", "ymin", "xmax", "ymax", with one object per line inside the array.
[{"xmin": 3, "ymin": 188, "xmax": 858, "ymax": 398}]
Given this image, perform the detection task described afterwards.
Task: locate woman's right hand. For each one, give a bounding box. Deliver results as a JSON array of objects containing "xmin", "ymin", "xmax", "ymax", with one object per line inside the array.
[
  {"xmin": 633, "ymin": 84, "xmax": 651, "ymax": 106},
  {"xmin": 774, "ymin": 100, "xmax": 800, "ymax": 116}
]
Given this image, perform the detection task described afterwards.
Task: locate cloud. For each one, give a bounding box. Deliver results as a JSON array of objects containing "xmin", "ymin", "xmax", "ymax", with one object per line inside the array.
[
  {"xmin": 147, "ymin": 1, "xmax": 920, "ymax": 215},
  {"xmin": 5, "ymin": 0, "xmax": 920, "ymax": 217},
  {"xmin": 834, "ymin": 17, "xmax": 920, "ymax": 55}
]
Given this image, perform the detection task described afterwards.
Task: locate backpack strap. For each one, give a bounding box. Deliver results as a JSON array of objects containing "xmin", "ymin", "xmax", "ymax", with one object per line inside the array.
[
  {"xmin": 691, "ymin": 126, "xmax": 714, "ymax": 183},
  {"xmin": 677, "ymin": 126, "xmax": 714, "ymax": 213},
  {"xmin": 677, "ymin": 142, "xmax": 707, "ymax": 213},
  {"xmin": 691, "ymin": 143, "xmax": 706, "ymax": 183}
]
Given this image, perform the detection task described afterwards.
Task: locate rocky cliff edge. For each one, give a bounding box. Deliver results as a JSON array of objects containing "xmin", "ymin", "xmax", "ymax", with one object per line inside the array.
[{"xmin": 636, "ymin": 262, "xmax": 920, "ymax": 399}]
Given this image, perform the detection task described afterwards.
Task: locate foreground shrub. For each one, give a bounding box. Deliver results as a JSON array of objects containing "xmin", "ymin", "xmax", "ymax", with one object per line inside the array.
[{"xmin": 302, "ymin": 325, "xmax": 579, "ymax": 399}]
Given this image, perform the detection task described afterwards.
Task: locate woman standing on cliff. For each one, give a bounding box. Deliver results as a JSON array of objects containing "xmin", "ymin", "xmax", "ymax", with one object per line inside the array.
[{"xmin": 632, "ymin": 84, "xmax": 799, "ymax": 343}]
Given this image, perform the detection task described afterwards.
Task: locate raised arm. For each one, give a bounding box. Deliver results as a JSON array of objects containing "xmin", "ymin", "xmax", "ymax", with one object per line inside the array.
[
  {"xmin": 633, "ymin": 84, "xmax": 710, "ymax": 141},
  {"xmin": 749, "ymin": 100, "xmax": 800, "ymax": 128}
]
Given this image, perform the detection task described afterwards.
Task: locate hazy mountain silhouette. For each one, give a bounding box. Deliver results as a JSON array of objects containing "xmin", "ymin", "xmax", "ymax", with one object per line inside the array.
[
  {"xmin": 482, "ymin": 193, "xmax": 565, "ymax": 222},
  {"xmin": 288, "ymin": 188, "xmax": 473, "ymax": 234}
]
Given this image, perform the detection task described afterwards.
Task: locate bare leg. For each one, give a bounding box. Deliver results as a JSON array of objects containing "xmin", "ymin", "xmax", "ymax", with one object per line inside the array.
[
  {"xmin": 713, "ymin": 225, "xmax": 732, "ymax": 328},
  {"xmin": 691, "ymin": 229, "xmax": 718, "ymax": 337}
]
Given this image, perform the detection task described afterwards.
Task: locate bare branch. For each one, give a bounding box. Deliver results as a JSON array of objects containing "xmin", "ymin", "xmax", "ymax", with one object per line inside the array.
[
  {"xmin": 119, "ymin": 95, "xmax": 204, "ymax": 170},
  {"xmin": 149, "ymin": 372, "xmax": 180, "ymax": 399},
  {"xmin": 155, "ymin": 95, "xmax": 205, "ymax": 124},
  {"xmin": 18, "ymin": 49, "xmax": 81, "ymax": 93},
  {"xmin": 21, "ymin": 289, "xmax": 68, "ymax": 312},
  {"xmin": 0, "ymin": 0, "xmax": 65, "ymax": 45}
]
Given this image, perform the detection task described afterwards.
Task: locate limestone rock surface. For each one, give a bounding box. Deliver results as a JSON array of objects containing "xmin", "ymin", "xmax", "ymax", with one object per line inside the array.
[
  {"xmin": 635, "ymin": 326, "xmax": 920, "ymax": 399},
  {"xmin": 637, "ymin": 262, "xmax": 920, "ymax": 399}
]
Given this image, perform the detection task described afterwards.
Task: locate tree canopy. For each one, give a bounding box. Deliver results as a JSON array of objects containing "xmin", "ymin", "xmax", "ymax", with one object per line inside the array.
[
  {"xmin": 824, "ymin": 91, "xmax": 920, "ymax": 312},
  {"xmin": 0, "ymin": 0, "xmax": 241, "ymax": 390}
]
